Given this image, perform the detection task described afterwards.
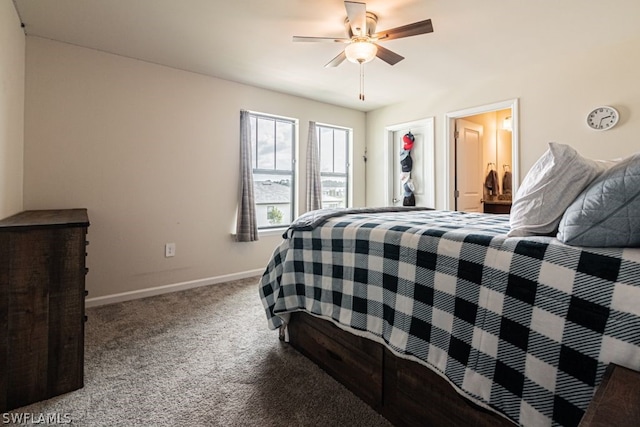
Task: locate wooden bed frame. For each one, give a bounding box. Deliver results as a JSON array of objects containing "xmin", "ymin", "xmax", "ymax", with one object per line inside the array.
[
  {"xmin": 286, "ymin": 311, "xmax": 514, "ymax": 427},
  {"xmin": 286, "ymin": 312, "xmax": 640, "ymax": 427}
]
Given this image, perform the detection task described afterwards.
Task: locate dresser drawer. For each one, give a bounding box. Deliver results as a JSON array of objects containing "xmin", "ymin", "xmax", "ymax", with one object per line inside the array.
[{"xmin": 288, "ymin": 312, "xmax": 383, "ymax": 408}]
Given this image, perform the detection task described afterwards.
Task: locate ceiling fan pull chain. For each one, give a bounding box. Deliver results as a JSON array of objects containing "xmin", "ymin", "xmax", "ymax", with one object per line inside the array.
[{"xmin": 359, "ymin": 61, "xmax": 365, "ymax": 101}]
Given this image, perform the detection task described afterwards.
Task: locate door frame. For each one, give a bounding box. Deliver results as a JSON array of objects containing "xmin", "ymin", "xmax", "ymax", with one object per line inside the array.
[
  {"xmin": 384, "ymin": 117, "xmax": 435, "ymax": 208},
  {"xmin": 444, "ymin": 99, "xmax": 520, "ymax": 210}
]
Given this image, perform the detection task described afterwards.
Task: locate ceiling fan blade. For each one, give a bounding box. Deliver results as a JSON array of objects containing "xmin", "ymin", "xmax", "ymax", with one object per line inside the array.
[
  {"xmin": 344, "ymin": 1, "xmax": 367, "ymax": 37},
  {"xmin": 293, "ymin": 36, "xmax": 350, "ymax": 43},
  {"xmin": 374, "ymin": 44, "xmax": 404, "ymax": 65},
  {"xmin": 324, "ymin": 50, "xmax": 347, "ymax": 68},
  {"xmin": 373, "ymin": 19, "xmax": 433, "ymax": 41}
]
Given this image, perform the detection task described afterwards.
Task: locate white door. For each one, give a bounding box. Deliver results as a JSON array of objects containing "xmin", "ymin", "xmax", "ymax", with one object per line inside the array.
[
  {"xmin": 392, "ymin": 125, "xmax": 430, "ymax": 207},
  {"xmin": 385, "ymin": 118, "xmax": 435, "ymax": 209},
  {"xmin": 455, "ymin": 119, "xmax": 483, "ymax": 212}
]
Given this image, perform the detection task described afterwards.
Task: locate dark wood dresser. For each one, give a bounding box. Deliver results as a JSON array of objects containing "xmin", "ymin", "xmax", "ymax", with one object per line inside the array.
[{"xmin": 0, "ymin": 209, "xmax": 89, "ymax": 412}]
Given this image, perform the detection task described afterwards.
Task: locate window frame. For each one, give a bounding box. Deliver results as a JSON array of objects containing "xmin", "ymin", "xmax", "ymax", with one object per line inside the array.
[
  {"xmin": 248, "ymin": 111, "xmax": 297, "ymax": 231},
  {"xmin": 316, "ymin": 123, "xmax": 352, "ymax": 209}
]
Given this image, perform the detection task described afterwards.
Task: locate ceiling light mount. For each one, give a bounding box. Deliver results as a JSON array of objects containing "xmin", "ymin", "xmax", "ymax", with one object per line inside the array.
[{"xmin": 344, "ymin": 11, "xmax": 378, "ymax": 37}]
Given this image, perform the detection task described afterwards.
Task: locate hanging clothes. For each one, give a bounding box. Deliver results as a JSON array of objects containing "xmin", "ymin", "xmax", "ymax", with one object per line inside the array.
[
  {"xmin": 484, "ymin": 164, "xmax": 499, "ymax": 196},
  {"xmin": 503, "ymin": 170, "xmax": 513, "ymax": 195}
]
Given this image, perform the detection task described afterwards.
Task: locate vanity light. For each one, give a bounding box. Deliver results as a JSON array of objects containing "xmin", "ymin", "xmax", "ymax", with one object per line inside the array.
[{"xmin": 503, "ymin": 116, "xmax": 512, "ymax": 131}]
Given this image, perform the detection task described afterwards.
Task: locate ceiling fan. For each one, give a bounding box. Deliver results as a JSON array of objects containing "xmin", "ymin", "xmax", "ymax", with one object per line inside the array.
[{"xmin": 293, "ymin": 1, "xmax": 433, "ymax": 99}]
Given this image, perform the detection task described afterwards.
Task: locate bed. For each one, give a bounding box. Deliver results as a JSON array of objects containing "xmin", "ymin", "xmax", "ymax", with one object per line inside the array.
[{"xmin": 259, "ymin": 206, "xmax": 640, "ymax": 427}]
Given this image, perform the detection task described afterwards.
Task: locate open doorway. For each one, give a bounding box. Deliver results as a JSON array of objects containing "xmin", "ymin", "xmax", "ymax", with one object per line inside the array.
[{"xmin": 445, "ymin": 99, "xmax": 519, "ymax": 212}]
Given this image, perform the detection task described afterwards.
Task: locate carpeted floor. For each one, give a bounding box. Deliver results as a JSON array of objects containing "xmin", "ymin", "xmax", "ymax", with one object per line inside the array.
[{"xmin": 6, "ymin": 277, "xmax": 392, "ymax": 426}]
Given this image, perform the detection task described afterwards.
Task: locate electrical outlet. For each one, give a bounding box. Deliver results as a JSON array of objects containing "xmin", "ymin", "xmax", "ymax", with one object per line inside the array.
[{"xmin": 165, "ymin": 243, "xmax": 176, "ymax": 257}]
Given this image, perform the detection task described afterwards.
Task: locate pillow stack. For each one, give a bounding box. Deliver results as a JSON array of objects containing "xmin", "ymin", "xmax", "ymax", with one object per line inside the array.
[{"xmin": 508, "ymin": 142, "xmax": 640, "ymax": 247}]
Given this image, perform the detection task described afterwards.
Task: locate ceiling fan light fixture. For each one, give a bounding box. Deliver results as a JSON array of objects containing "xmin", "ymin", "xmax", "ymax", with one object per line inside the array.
[
  {"xmin": 292, "ymin": 1, "xmax": 434, "ymax": 100},
  {"xmin": 345, "ymin": 40, "xmax": 377, "ymax": 63}
]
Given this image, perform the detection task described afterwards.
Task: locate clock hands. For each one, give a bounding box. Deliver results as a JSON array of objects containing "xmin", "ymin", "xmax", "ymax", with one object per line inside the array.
[{"xmin": 598, "ymin": 115, "xmax": 612, "ymax": 128}]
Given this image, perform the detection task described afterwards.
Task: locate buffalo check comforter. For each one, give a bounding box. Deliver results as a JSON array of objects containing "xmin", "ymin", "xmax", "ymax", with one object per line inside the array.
[{"xmin": 259, "ymin": 209, "xmax": 640, "ymax": 427}]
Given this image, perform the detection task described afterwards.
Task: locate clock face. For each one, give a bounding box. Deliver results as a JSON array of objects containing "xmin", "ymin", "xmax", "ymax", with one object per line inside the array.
[{"xmin": 587, "ymin": 106, "xmax": 619, "ymax": 131}]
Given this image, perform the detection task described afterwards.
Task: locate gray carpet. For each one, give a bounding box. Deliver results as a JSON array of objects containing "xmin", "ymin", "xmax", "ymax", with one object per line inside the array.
[{"xmin": 8, "ymin": 277, "xmax": 392, "ymax": 426}]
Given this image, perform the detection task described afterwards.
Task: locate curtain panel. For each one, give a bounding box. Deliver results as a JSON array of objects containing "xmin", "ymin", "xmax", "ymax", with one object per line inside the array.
[
  {"xmin": 306, "ymin": 121, "xmax": 322, "ymax": 212},
  {"xmin": 236, "ymin": 110, "xmax": 258, "ymax": 242}
]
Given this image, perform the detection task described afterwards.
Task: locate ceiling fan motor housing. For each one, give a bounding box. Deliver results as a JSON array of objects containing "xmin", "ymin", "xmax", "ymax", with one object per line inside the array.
[{"xmin": 345, "ymin": 11, "xmax": 378, "ymax": 38}]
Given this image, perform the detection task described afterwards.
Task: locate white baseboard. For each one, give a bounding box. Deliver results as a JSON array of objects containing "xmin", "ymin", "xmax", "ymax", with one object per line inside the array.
[{"xmin": 85, "ymin": 268, "xmax": 264, "ymax": 308}]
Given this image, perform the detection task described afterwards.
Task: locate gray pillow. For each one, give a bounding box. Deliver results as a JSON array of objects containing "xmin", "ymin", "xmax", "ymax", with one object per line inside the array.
[{"xmin": 557, "ymin": 152, "xmax": 640, "ymax": 247}]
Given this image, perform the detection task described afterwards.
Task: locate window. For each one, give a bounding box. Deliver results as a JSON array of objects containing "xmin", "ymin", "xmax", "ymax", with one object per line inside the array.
[
  {"xmin": 318, "ymin": 124, "xmax": 350, "ymax": 209},
  {"xmin": 249, "ymin": 112, "xmax": 296, "ymax": 229}
]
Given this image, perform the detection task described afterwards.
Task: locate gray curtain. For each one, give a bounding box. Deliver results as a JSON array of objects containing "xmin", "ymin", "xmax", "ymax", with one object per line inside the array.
[
  {"xmin": 306, "ymin": 121, "xmax": 322, "ymax": 212},
  {"xmin": 236, "ymin": 110, "xmax": 258, "ymax": 242}
]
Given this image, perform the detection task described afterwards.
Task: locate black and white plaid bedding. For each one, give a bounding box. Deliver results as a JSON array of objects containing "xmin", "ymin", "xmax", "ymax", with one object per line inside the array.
[{"xmin": 259, "ymin": 209, "xmax": 640, "ymax": 427}]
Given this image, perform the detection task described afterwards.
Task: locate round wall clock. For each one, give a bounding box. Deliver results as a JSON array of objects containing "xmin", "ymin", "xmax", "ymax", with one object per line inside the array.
[{"xmin": 586, "ymin": 106, "xmax": 619, "ymax": 131}]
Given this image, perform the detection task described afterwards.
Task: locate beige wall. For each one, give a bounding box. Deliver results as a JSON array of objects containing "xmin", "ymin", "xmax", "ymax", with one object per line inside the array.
[
  {"xmin": 365, "ymin": 38, "xmax": 640, "ymax": 208},
  {"xmin": 24, "ymin": 37, "xmax": 366, "ymax": 299},
  {"xmin": 20, "ymin": 31, "xmax": 640, "ymax": 301},
  {"xmin": 0, "ymin": 2, "xmax": 25, "ymax": 219}
]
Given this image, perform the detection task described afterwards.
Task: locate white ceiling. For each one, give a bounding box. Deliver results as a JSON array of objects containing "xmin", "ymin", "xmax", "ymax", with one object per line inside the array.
[{"xmin": 12, "ymin": 0, "xmax": 640, "ymax": 112}]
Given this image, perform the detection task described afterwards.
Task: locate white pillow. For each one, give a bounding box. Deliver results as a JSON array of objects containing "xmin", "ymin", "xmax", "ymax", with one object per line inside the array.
[{"xmin": 508, "ymin": 143, "xmax": 606, "ymax": 237}]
